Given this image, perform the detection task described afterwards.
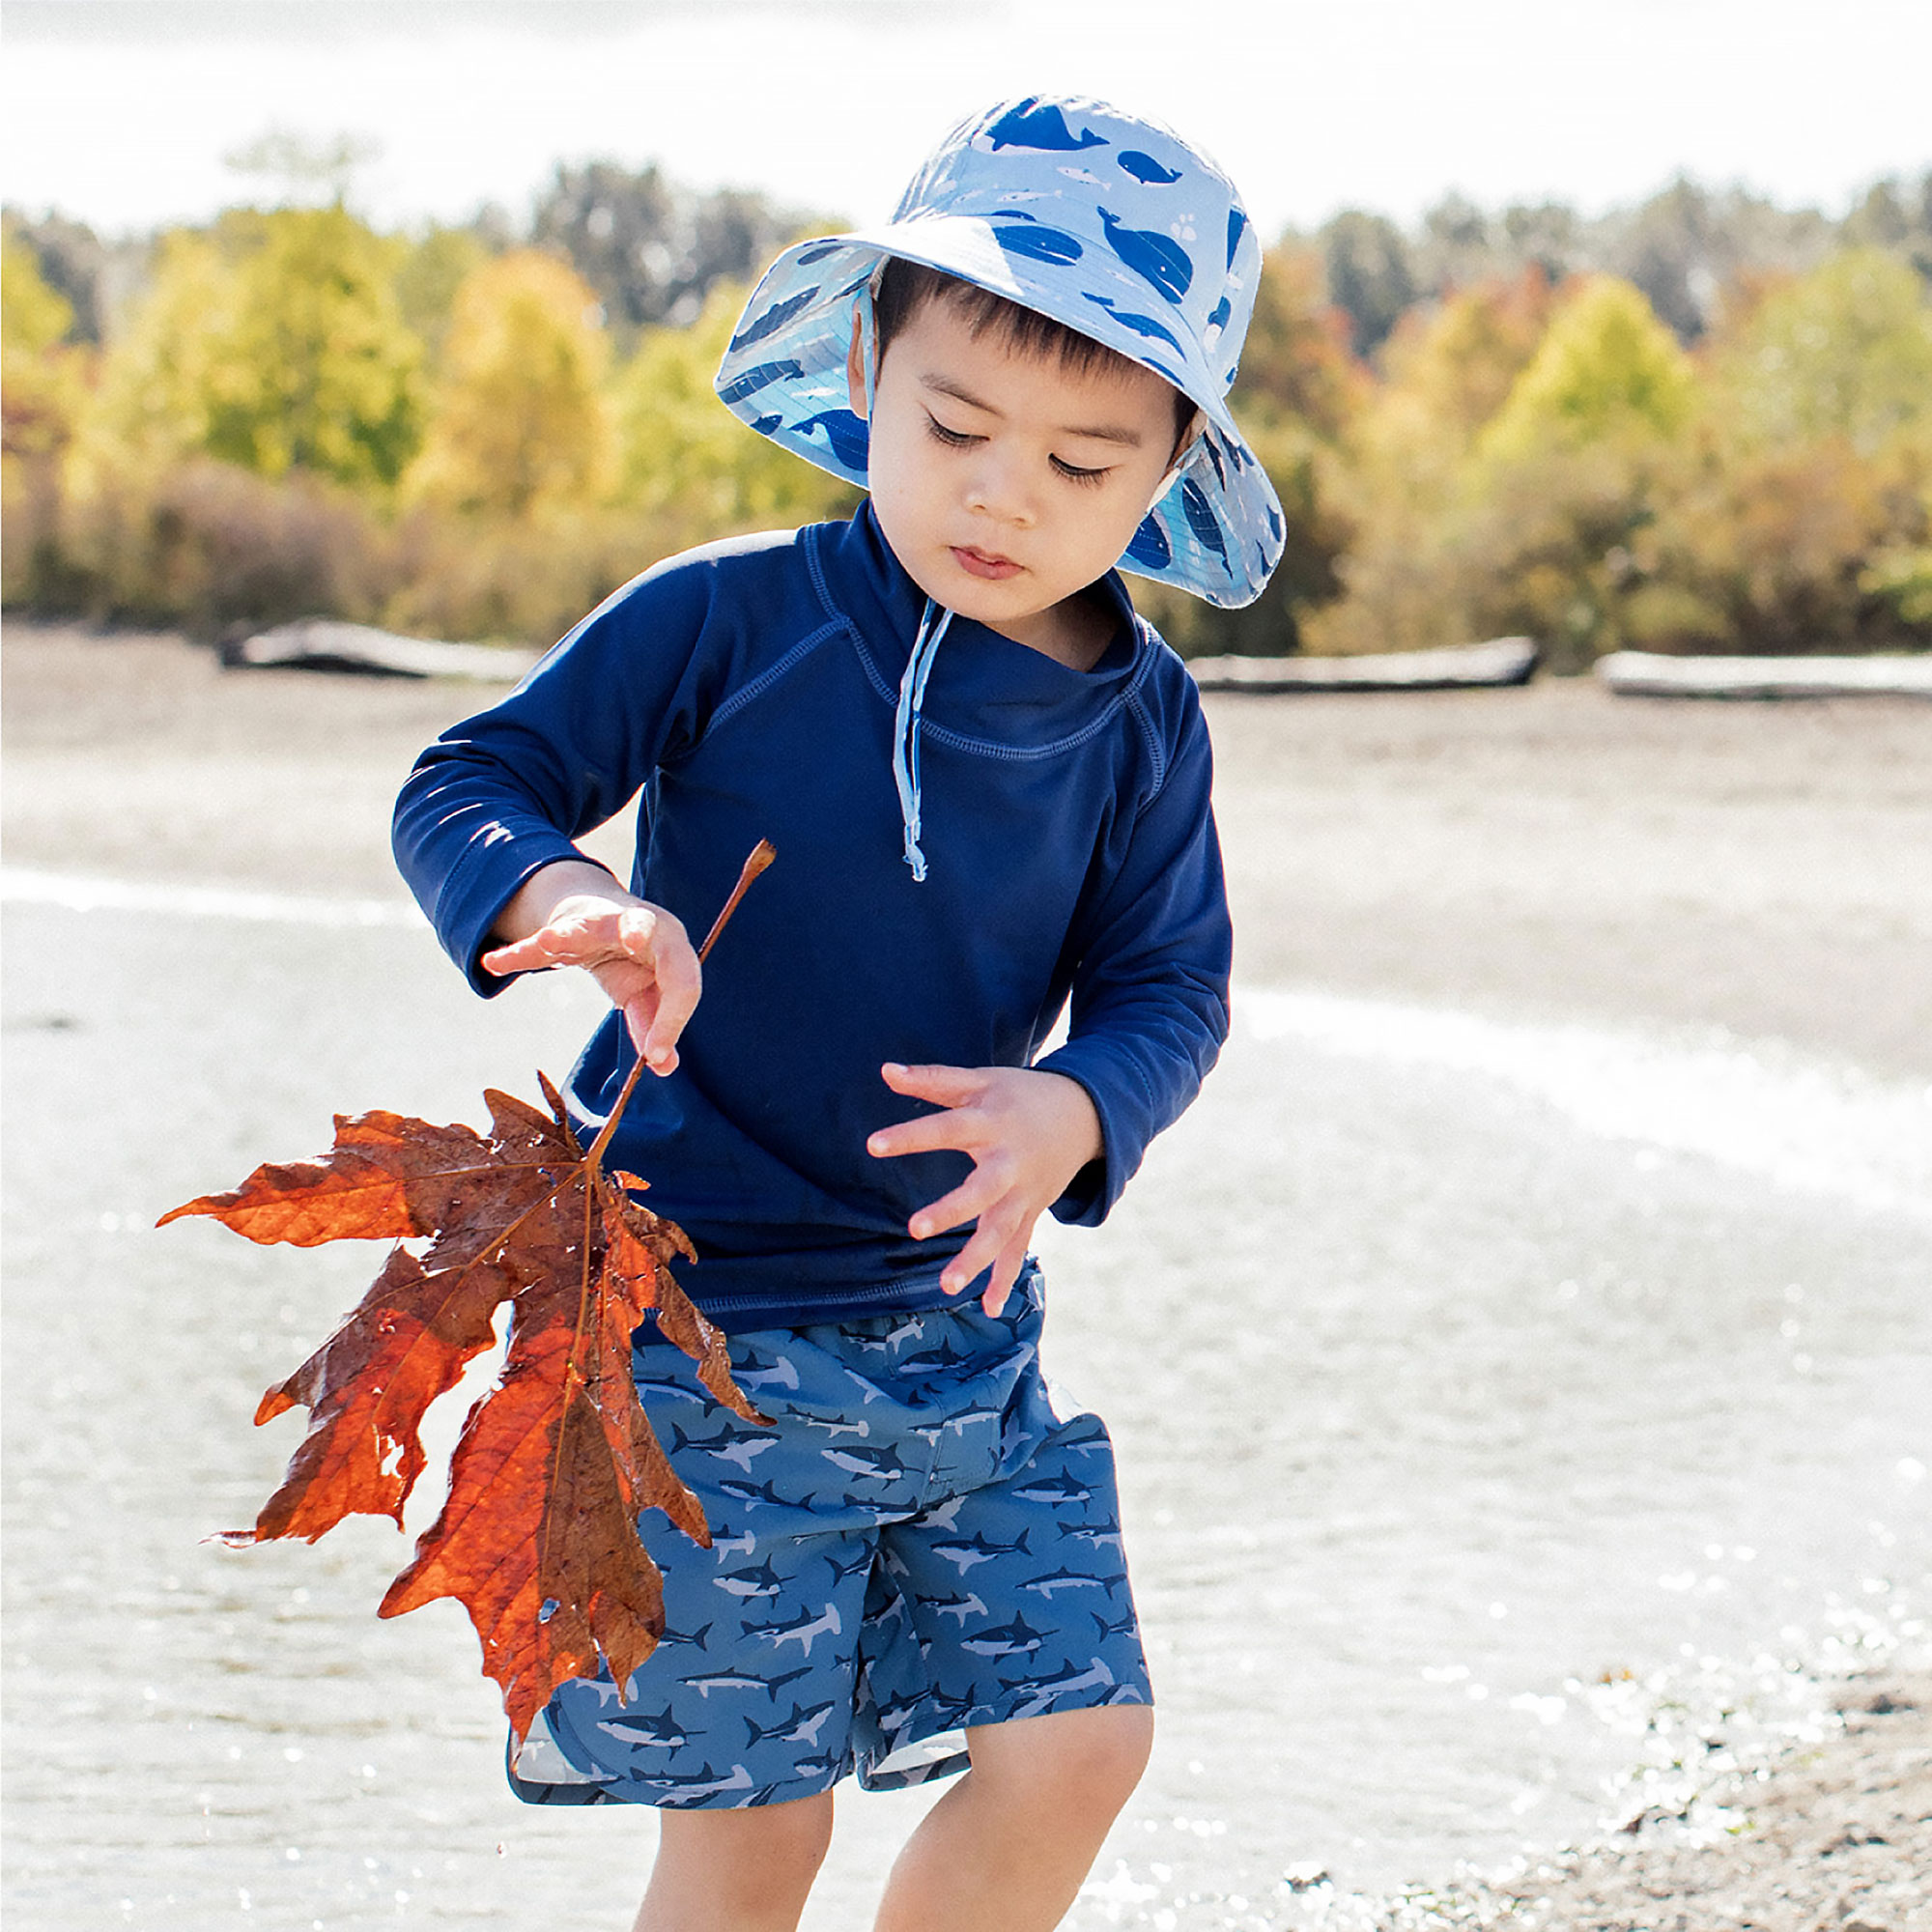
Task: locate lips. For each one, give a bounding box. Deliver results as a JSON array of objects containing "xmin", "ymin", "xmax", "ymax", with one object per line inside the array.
[{"xmin": 951, "ymin": 545, "xmax": 1022, "ymax": 582}]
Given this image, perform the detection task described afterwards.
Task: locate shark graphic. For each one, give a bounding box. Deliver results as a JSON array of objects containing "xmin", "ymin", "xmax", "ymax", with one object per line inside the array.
[
  {"xmin": 959, "ymin": 1613, "xmax": 1050, "ymax": 1658},
  {"xmin": 758, "ymin": 1602, "xmax": 844, "ymax": 1658},
  {"xmin": 746, "ymin": 1699, "xmax": 838, "ymax": 1749},
  {"xmin": 820, "ymin": 1444, "xmax": 911, "ymax": 1482},
  {"xmin": 1019, "ymin": 1567, "xmax": 1114, "ymax": 1599},
  {"xmin": 684, "ymin": 1669, "xmax": 804, "ymax": 1700},
  {"xmin": 1009, "ymin": 1471, "xmax": 1092, "ymax": 1506},
  {"xmin": 731, "ymin": 1351, "xmax": 801, "ymax": 1393},
  {"xmin": 711, "ymin": 1433, "xmax": 782, "ymax": 1474},
  {"xmin": 677, "ymin": 1762, "xmax": 756, "ymax": 1802},
  {"xmin": 932, "ymin": 1590, "xmax": 989, "ymax": 1625},
  {"xmin": 596, "ymin": 1710, "xmax": 688, "ymax": 1747},
  {"xmin": 711, "ymin": 1530, "xmax": 757, "ymax": 1564},
  {"xmin": 1009, "ymin": 1657, "xmax": 1117, "ymax": 1719},
  {"xmin": 930, "ymin": 1530, "xmax": 1031, "ymax": 1574},
  {"xmin": 716, "ymin": 1476, "xmax": 794, "ymax": 1512},
  {"xmin": 713, "ymin": 1558, "xmax": 786, "ymax": 1600}
]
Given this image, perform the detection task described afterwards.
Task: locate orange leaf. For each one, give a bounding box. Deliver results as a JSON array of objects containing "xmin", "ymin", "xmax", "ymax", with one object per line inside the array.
[{"xmin": 163, "ymin": 840, "xmax": 777, "ymax": 1738}]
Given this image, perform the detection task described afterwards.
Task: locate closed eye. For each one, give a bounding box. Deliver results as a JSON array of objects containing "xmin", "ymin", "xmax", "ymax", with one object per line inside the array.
[
  {"xmin": 1050, "ymin": 455, "xmax": 1110, "ymax": 486},
  {"xmin": 923, "ymin": 412, "xmax": 980, "ymax": 448}
]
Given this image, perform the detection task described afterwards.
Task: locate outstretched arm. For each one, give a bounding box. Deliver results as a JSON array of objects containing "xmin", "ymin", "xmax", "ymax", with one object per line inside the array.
[
  {"xmin": 867, "ymin": 1062, "xmax": 1103, "ymax": 1317},
  {"xmin": 479, "ymin": 860, "xmax": 701, "ymax": 1075}
]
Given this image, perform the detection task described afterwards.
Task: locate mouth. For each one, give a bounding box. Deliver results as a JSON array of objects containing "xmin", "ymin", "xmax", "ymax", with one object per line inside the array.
[{"xmin": 951, "ymin": 546, "xmax": 1022, "ymax": 582}]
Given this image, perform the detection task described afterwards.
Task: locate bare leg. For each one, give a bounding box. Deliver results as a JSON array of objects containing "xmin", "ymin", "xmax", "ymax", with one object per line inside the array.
[
  {"xmin": 633, "ymin": 1790, "xmax": 836, "ymax": 1932},
  {"xmin": 872, "ymin": 1705, "xmax": 1154, "ymax": 1932}
]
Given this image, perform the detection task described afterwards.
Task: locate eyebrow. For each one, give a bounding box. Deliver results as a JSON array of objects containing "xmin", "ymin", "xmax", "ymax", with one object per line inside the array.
[{"xmin": 920, "ymin": 372, "xmax": 1149, "ymax": 448}]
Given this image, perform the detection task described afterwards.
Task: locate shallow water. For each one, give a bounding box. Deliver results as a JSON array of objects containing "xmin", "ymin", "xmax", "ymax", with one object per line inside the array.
[{"xmin": 4, "ymin": 883, "xmax": 1928, "ymax": 1929}]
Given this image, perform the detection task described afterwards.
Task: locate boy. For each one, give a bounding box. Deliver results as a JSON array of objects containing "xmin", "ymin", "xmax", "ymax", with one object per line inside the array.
[{"xmin": 393, "ymin": 96, "xmax": 1282, "ymax": 1932}]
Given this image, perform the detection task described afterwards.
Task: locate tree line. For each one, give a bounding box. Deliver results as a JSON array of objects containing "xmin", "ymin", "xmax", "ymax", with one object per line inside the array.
[{"xmin": 4, "ymin": 163, "xmax": 1929, "ymax": 663}]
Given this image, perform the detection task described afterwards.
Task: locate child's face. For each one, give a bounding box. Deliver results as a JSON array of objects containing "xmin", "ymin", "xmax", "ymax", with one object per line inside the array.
[{"xmin": 850, "ymin": 298, "xmax": 1187, "ymax": 666}]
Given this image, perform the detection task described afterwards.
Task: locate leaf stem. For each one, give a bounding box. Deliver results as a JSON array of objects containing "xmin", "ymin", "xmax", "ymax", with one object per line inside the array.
[{"xmin": 584, "ymin": 839, "xmax": 775, "ymax": 1175}]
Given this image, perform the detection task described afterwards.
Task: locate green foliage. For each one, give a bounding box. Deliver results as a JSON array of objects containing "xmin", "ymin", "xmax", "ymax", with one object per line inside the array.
[
  {"xmin": 405, "ymin": 250, "xmax": 614, "ymax": 519},
  {"xmin": 1477, "ymin": 277, "xmax": 1694, "ymax": 466},
  {"xmin": 395, "ymin": 224, "xmax": 494, "ymax": 360},
  {"xmin": 1705, "ymin": 248, "xmax": 1932, "ymax": 455},
  {"xmin": 609, "ymin": 284, "xmax": 856, "ymax": 539},
  {"xmin": 202, "ymin": 207, "xmax": 424, "ymax": 489},
  {"xmin": 3, "ymin": 223, "xmax": 75, "ymax": 356}
]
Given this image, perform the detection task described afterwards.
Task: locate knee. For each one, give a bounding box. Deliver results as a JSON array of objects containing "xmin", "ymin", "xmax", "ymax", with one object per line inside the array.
[
  {"xmin": 978, "ymin": 1703, "xmax": 1154, "ymax": 1825},
  {"xmin": 650, "ymin": 1792, "xmax": 834, "ymax": 1923}
]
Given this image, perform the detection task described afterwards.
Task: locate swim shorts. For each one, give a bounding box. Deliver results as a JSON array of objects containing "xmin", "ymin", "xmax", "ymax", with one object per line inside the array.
[{"xmin": 506, "ymin": 1263, "xmax": 1151, "ymax": 1808}]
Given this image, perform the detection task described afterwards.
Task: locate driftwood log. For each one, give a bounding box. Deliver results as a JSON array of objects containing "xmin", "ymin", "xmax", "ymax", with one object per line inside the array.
[
  {"xmin": 1597, "ymin": 650, "xmax": 1932, "ymax": 700},
  {"xmin": 1188, "ymin": 637, "xmax": 1539, "ymax": 693},
  {"xmin": 221, "ymin": 620, "xmax": 542, "ymax": 683}
]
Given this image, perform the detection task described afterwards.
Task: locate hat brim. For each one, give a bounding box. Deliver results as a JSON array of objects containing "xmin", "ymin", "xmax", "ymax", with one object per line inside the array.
[{"xmin": 715, "ymin": 220, "xmax": 1285, "ymax": 610}]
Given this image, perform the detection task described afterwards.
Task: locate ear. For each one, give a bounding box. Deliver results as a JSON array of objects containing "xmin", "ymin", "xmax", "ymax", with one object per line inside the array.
[
  {"xmin": 1149, "ymin": 409, "xmax": 1204, "ymax": 509},
  {"xmin": 845, "ymin": 309, "xmax": 870, "ymax": 422}
]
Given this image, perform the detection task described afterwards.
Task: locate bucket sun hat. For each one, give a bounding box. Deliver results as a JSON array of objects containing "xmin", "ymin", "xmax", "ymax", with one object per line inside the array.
[{"xmin": 715, "ymin": 95, "xmax": 1285, "ymax": 612}]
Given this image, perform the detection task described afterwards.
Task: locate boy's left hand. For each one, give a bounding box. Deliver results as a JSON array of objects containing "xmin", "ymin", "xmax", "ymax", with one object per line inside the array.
[{"xmin": 867, "ymin": 1063, "xmax": 1103, "ymax": 1317}]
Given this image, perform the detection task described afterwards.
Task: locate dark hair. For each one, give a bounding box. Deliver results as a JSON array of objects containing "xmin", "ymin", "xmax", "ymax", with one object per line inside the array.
[{"xmin": 871, "ymin": 257, "xmax": 1197, "ymax": 457}]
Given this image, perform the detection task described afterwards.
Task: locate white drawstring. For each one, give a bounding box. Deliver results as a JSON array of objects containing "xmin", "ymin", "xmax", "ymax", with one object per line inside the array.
[{"xmin": 892, "ymin": 599, "xmax": 954, "ymax": 882}]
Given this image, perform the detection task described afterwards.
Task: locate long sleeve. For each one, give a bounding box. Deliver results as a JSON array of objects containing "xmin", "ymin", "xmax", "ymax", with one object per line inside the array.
[
  {"xmin": 391, "ymin": 550, "xmax": 729, "ymax": 995},
  {"xmin": 1036, "ymin": 679, "xmax": 1232, "ymax": 1225}
]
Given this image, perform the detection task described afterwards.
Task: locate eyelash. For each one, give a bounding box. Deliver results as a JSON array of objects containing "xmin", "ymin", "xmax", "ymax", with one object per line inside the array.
[{"xmin": 923, "ymin": 414, "xmax": 1111, "ymax": 487}]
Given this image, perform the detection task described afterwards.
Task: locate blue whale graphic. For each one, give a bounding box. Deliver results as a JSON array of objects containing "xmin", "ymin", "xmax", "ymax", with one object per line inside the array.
[
  {"xmin": 1082, "ymin": 292, "xmax": 1184, "ymax": 355},
  {"xmin": 985, "ymin": 100, "xmax": 1107, "ymax": 152},
  {"xmin": 1226, "ymin": 205, "xmax": 1250, "ymax": 270},
  {"xmin": 729, "ymin": 287, "xmax": 818, "ymax": 353},
  {"xmin": 795, "ymin": 408, "xmax": 870, "ymax": 472},
  {"xmin": 1125, "ymin": 512, "xmax": 1172, "ymax": 571},
  {"xmin": 1182, "ymin": 479, "xmax": 1229, "ymax": 562},
  {"xmin": 1096, "ymin": 207, "xmax": 1193, "ymax": 303},
  {"xmin": 991, "ymin": 222, "xmax": 1083, "ymax": 266},
  {"xmin": 1118, "ymin": 150, "xmax": 1182, "ymax": 185},
  {"xmin": 718, "ymin": 359, "xmax": 803, "ymax": 409}
]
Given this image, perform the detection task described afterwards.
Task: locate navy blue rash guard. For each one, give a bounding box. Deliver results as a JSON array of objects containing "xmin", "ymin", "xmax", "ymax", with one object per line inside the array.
[{"xmin": 393, "ymin": 503, "xmax": 1232, "ymax": 1330}]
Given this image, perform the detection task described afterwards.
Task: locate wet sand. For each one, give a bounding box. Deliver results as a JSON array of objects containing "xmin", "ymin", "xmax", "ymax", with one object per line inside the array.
[
  {"xmin": 5, "ymin": 616, "xmax": 1931, "ymax": 1929},
  {"xmin": 7, "ymin": 618, "xmax": 1929, "ymax": 1080}
]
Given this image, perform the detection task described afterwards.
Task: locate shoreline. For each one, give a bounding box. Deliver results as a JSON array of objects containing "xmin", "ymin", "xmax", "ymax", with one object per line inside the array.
[{"xmin": 7, "ymin": 616, "xmax": 1931, "ymax": 1928}]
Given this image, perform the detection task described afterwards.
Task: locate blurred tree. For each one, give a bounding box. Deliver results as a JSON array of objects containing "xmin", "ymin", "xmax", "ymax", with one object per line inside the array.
[
  {"xmin": 198, "ymin": 207, "xmax": 424, "ymax": 489},
  {"xmin": 609, "ymin": 282, "xmax": 854, "ymax": 535},
  {"xmin": 69, "ymin": 230, "xmax": 235, "ymax": 482},
  {"xmin": 1317, "ymin": 209, "xmax": 1417, "ymax": 357},
  {"xmin": 3, "ymin": 212, "xmax": 111, "ymax": 342},
  {"xmin": 407, "ymin": 250, "xmax": 615, "ymax": 519},
  {"xmin": 1705, "ymin": 247, "xmax": 1932, "ymax": 455},
  {"xmin": 1232, "ymin": 243, "xmax": 1367, "ymax": 441},
  {"xmin": 2, "ymin": 222, "xmax": 93, "ymax": 601},
  {"xmin": 395, "ymin": 223, "xmax": 494, "ymax": 361},
  {"xmin": 531, "ymin": 162, "xmax": 816, "ymax": 336},
  {"xmin": 223, "ymin": 128, "xmax": 382, "ymax": 208},
  {"xmin": 1477, "ymin": 276, "xmax": 1694, "ymax": 466}
]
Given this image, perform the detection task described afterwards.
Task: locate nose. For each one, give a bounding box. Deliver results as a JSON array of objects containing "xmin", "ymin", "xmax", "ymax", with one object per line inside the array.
[{"xmin": 962, "ymin": 447, "xmax": 1036, "ymax": 528}]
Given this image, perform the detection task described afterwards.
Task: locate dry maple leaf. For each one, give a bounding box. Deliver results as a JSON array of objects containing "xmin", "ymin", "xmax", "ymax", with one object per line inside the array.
[{"xmin": 160, "ymin": 840, "xmax": 774, "ymax": 1740}]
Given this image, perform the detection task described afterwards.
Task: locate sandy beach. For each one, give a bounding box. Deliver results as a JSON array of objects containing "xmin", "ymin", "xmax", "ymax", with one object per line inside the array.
[{"xmin": 5, "ymin": 615, "xmax": 1929, "ymax": 1930}]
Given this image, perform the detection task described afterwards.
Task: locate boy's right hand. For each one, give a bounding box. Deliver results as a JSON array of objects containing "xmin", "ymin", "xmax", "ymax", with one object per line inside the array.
[{"xmin": 479, "ymin": 862, "xmax": 700, "ymax": 1074}]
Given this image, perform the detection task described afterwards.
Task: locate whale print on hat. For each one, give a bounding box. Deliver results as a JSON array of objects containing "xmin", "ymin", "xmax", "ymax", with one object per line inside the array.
[{"xmin": 714, "ymin": 96, "xmax": 1284, "ymax": 609}]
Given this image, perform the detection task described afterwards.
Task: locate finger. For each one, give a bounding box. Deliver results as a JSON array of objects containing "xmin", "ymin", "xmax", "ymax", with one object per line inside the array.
[
  {"xmin": 907, "ymin": 1166, "xmax": 1008, "ymax": 1242},
  {"xmin": 480, "ymin": 929, "xmax": 582, "ymax": 974},
  {"xmin": 980, "ymin": 1243, "xmax": 1027, "ymax": 1318},
  {"xmin": 939, "ymin": 1216, "xmax": 1009, "ymax": 1297},
  {"xmin": 881, "ymin": 1062, "xmax": 987, "ymax": 1108},
  {"xmin": 639, "ymin": 939, "xmax": 701, "ymax": 1072},
  {"xmin": 867, "ymin": 1108, "xmax": 980, "ymax": 1162}
]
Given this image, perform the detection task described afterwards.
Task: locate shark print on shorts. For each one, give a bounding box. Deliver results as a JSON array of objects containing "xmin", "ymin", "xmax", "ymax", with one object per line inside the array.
[{"xmin": 506, "ymin": 1264, "xmax": 1151, "ymax": 1809}]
